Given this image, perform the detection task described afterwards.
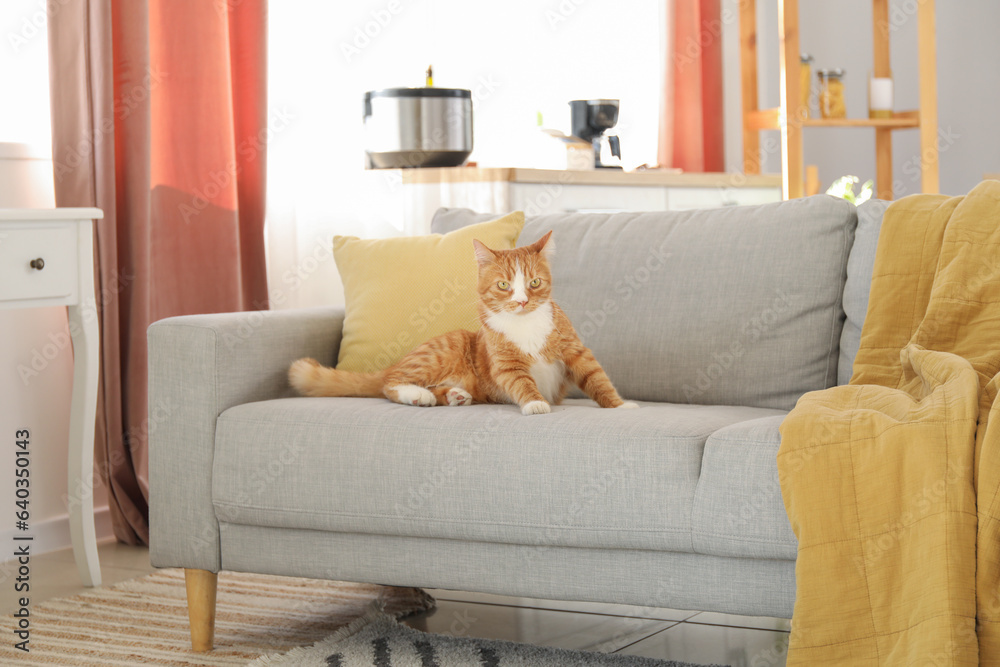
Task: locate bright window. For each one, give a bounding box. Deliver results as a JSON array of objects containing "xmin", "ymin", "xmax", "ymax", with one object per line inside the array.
[{"xmin": 0, "ymin": 0, "xmax": 53, "ymax": 152}]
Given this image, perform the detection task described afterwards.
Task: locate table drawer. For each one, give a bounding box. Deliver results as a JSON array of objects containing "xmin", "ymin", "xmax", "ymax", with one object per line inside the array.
[{"xmin": 0, "ymin": 225, "xmax": 78, "ymax": 302}]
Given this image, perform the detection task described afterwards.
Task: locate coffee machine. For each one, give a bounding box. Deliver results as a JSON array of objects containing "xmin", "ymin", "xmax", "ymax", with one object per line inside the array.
[{"xmin": 569, "ymin": 99, "xmax": 622, "ymax": 169}]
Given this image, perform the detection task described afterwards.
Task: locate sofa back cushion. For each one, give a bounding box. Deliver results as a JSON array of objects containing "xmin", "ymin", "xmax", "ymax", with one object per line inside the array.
[
  {"xmin": 432, "ymin": 197, "xmax": 857, "ymax": 410},
  {"xmin": 838, "ymin": 199, "xmax": 889, "ymax": 385}
]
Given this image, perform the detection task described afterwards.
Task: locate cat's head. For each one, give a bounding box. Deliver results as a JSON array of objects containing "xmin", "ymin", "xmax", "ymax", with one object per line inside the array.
[{"xmin": 472, "ymin": 231, "xmax": 554, "ymax": 316}]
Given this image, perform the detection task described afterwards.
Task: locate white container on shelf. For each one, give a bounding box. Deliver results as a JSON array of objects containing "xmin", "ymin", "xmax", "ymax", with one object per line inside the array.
[{"xmin": 868, "ymin": 77, "xmax": 894, "ymax": 119}]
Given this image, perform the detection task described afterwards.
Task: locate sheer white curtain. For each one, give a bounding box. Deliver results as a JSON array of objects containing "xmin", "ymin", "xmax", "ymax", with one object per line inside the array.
[{"xmin": 265, "ymin": 0, "xmax": 663, "ymax": 310}]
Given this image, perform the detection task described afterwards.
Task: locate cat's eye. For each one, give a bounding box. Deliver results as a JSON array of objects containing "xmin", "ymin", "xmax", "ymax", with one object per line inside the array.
[
  {"xmin": 529, "ymin": 278, "xmax": 542, "ymax": 288},
  {"xmin": 497, "ymin": 281, "xmax": 510, "ymax": 290}
]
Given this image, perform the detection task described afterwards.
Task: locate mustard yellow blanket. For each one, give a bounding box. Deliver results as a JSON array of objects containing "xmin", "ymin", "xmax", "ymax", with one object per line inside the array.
[{"xmin": 778, "ymin": 180, "xmax": 1000, "ymax": 665}]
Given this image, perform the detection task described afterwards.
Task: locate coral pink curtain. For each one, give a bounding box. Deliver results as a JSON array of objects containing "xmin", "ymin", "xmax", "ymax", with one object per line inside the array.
[
  {"xmin": 48, "ymin": 0, "xmax": 269, "ymax": 544},
  {"xmin": 659, "ymin": 0, "xmax": 724, "ymax": 172}
]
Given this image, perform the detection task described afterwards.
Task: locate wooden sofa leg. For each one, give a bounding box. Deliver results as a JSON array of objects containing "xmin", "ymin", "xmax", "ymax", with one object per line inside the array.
[{"xmin": 185, "ymin": 568, "xmax": 218, "ymax": 651}]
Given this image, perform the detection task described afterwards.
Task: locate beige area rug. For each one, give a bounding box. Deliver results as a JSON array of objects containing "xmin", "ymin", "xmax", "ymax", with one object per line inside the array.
[{"xmin": 0, "ymin": 568, "xmax": 435, "ymax": 666}]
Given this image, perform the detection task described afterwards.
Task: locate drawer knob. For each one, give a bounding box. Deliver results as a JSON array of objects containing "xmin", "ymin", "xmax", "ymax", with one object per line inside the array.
[{"xmin": 29, "ymin": 258, "xmax": 45, "ymax": 271}]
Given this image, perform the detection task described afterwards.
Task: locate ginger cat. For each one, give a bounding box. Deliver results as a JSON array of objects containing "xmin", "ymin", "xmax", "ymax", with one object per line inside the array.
[{"xmin": 288, "ymin": 231, "xmax": 637, "ymax": 415}]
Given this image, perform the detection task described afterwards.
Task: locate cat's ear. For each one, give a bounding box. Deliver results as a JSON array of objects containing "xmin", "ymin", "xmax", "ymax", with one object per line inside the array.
[
  {"xmin": 529, "ymin": 231, "xmax": 555, "ymax": 258},
  {"xmin": 472, "ymin": 239, "xmax": 497, "ymax": 266}
]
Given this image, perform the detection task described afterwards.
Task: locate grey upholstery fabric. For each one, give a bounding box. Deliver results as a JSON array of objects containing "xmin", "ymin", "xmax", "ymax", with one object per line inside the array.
[
  {"xmin": 690, "ymin": 415, "xmax": 797, "ymax": 560},
  {"xmin": 148, "ymin": 307, "xmax": 345, "ymax": 571},
  {"xmin": 838, "ymin": 199, "xmax": 889, "ymax": 385},
  {"xmin": 432, "ymin": 207, "xmax": 497, "ymax": 234},
  {"xmin": 431, "ymin": 197, "xmax": 857, "ymax": 410},
  {"xmin": 213, "ymin": 397, "xmax": 785, "ymax": 553},
  {"xmin": 218, "ymin": 525, "xmax": 796, "ymax": 618}
]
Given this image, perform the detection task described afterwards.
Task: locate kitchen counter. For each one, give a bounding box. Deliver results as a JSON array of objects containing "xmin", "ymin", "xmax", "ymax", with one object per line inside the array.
[
  {"xmin": 376, "ymin": 167, "xmax": 783, "ymax": 235},
  {"xmin": 396, "ymin": 167, "xmax": 781, "ymax": 189}
]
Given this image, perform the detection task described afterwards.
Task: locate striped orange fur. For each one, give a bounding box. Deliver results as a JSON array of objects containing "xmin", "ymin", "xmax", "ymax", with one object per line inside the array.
[{"xmin": 288, "ymin": 231, "xmax": 637, "ymax": 415}]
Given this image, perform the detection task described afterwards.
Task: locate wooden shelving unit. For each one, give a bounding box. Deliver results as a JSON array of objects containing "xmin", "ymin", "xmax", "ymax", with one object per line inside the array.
[{"xmin": 740, "ymin": 0, "xmax": 939, "ymax": 200}]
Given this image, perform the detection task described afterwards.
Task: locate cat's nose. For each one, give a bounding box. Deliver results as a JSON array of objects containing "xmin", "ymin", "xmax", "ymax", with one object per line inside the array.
[{"xmin": 516, "ymin": 300, "xmax": 528, "ymax": 307}]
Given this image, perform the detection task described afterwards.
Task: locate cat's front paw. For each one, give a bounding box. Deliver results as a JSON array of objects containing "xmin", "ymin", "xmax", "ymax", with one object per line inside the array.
[
  {"xmin": 446, "ymin": 387, "xmax": 473, "ymax": 406},
  {"xmin": 521, "ymin": 400, "xmax": 551, "ymax": 416},
  {"xmin": 616, "ymin": 401, "xmax": 639, "ymax": 409},
  {"xmin": 394, "ymin": 385, "xmax": 437, "ymax": 407}
]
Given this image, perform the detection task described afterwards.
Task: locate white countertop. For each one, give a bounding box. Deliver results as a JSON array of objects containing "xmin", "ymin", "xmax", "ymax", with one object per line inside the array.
[{"xmin": 394, "ymin": 167, "xmax": 781, "ymax": 188}]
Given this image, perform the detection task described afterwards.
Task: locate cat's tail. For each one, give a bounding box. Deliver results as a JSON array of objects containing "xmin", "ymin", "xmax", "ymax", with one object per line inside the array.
[{"xmin": 288, "ymin": 358, "xmax": 385, "ymax": 398}]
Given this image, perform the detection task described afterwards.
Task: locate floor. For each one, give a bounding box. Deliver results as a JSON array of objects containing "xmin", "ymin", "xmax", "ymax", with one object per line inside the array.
[{"xmin": 2, "ymin": 541, "xmax": 790, "ymax": 666}]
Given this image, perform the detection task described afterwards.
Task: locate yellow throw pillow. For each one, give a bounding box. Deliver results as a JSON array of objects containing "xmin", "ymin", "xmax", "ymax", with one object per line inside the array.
[{"xmin": 333, "ymin": 212, "xmax": 524, "ymax": 373}]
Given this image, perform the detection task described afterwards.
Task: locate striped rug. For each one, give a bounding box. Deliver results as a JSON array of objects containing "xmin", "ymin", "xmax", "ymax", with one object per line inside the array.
[
  {"xmin": 0, "ymin": 568, "xmax": 435, "ymax": 666},
  {"xmin": 250, "ymin": 608, "xmax": 709, "ymax": 667}
]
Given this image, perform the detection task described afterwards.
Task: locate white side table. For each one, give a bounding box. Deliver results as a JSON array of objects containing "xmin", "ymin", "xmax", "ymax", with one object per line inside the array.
[{"xmin": 0, "ymin": 208, "xmax": 104, "ymax": 587}]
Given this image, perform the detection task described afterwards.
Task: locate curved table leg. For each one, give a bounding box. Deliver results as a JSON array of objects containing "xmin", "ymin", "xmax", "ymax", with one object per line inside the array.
[{"xmin": 66, "ymin": 226, "xmax": 101, "ymax": 587}]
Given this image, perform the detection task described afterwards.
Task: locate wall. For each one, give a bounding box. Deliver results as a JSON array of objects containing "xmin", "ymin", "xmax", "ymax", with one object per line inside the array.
[
  {"xmin": 722, "ymin": 0, "xmax": 1000, "ymax": 197},
  {"xmin": 0, "ymin": 1, "xmax": 113, "ymax": 558}
]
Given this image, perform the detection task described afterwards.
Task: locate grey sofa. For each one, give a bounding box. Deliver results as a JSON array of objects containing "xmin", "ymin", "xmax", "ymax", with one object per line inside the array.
[{"xmin": 149, "ymin": 195, "xmax": 888, "ymax": 650}]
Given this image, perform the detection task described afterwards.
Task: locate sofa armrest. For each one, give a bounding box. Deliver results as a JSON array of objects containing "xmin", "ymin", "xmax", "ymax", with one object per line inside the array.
[{"xmin": 148, "ymin": 307, "xmax": 344, "ymax": 571}]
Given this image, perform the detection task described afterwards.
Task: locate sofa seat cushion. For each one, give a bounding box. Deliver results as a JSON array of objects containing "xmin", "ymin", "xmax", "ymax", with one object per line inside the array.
[
  {"xmin": 212, "ymin": 397, "xmax": 785, "ymax": 554},
  {"xmin": 691, "ymin": 415, "xmax": 797, "ymax": 560}
]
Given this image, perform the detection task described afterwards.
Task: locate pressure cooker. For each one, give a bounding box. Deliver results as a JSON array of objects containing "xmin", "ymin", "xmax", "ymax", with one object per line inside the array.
[{"xmin": 363, "ymin": 87, "xmax": 473, "ymax": 169}]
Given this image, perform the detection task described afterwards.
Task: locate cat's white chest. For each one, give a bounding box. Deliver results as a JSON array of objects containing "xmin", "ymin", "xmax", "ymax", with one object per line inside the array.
[
  {"xmin": 531, "ymin": 360, "xmax": 565, "ymax": 404},
  {"xmin": 485, "ymin": 301, "xmax": 554, "ymax": 357}
]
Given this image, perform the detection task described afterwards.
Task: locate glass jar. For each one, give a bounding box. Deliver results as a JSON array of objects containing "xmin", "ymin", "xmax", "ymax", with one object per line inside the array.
[
  {"xmin": 818, "ymin": 68, "xmax": 846, "ymax": 119},
  {"xmin": 799, "ymin": 53, "xmax": 814, "ymax": 117}
]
